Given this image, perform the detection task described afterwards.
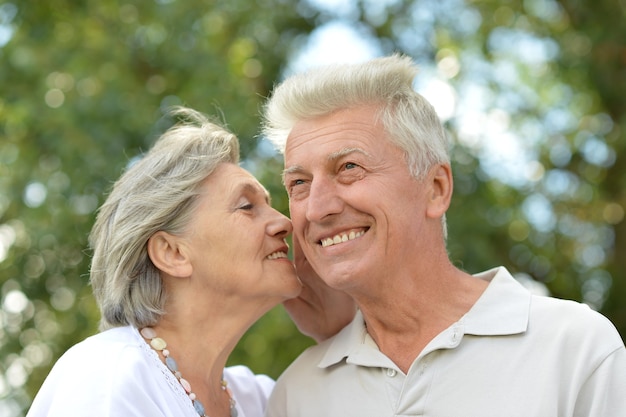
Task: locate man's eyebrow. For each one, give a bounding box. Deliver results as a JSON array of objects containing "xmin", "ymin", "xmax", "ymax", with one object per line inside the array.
[
  {"xmin": 281, "ymin": 165, "xmax": 304, "ymax": 185},
  {"xmin": 282, "ymin": 165, "xmax": 305, "ymax": 177},
  {"xmin": 282, "ymin": 147, "xmax": 371, "ymax": 184},
  {"xmin": 327, "ymin": 147, "xmax": 371, "ymax": 162}
]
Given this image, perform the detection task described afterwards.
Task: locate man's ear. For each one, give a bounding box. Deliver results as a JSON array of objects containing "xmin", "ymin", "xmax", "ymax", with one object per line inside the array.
[
  {"xmin": 426, "ymin": 163, "xmax": 453, "ymax": 219},
  {"xmin": 147, "ymin": 231, "xmax": 193, "ymax": 278}
]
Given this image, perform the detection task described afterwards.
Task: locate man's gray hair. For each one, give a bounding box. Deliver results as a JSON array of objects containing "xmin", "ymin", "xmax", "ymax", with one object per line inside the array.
[{"xmin": 262, "ymin": 54, "xmax": 450, "ymax": 179}]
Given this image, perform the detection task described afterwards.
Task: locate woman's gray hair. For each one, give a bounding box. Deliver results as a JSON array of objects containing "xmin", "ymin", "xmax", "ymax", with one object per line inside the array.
[
  {"xmin": 262, "ymin": 54, "xmax": 450, "ymax": 179},
  {"xmin": 89, "ymin": 107, "xmax": 240, "ymax": 330}
]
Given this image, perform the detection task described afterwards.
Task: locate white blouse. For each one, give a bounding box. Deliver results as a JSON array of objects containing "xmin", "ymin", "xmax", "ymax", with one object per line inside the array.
[{"xmin": 26, "ymin": 326, "xmax": 274, "ymax": 417}]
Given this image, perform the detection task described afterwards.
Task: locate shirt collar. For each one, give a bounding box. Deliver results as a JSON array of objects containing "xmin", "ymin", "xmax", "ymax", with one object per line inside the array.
[
  {"xmin": 318, "ymin": 266, "xmax": 531, "ymax": 368},
  {"xmin": 462, "ymin": 266, "xmax": 531, "ymax": 335}
]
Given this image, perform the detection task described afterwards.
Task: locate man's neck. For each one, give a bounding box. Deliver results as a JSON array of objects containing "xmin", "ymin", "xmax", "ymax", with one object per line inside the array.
[{"xmin": 356, "ymin": 268, "xmax": 489, "ymax": 373}]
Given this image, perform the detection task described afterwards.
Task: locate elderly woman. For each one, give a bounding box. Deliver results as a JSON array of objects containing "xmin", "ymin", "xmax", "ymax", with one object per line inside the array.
[{"xmin": 26, "ymin": 107, "xmax": 353, "ymax": 417}]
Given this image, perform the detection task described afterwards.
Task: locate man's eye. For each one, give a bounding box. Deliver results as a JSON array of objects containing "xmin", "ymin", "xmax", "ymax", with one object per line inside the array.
[
  {"xmin": 344, "ymin": 162, "xmax": 359, "ymax": 170},
  {"xmin": 289, "ymin": 179, "xmax": 306, "ymax": 187},
  {"xmin": 287, "ymin": 178, "xmax": 309, "ymax": 199},
  {"xmin": 239, "ymin": 203, "xmax": 254, "ymax": 210}
]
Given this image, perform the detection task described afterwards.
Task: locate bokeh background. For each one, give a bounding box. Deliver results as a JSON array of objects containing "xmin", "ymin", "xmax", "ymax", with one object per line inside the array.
[{"xmin": 1, "ymin": 0, "xmax": 624, "ymax": 415}]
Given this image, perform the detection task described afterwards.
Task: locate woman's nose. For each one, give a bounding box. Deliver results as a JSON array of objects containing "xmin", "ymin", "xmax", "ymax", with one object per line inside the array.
[{"xmin": 268, "ymin": 210, "xmax": 293, "ymax": 237}]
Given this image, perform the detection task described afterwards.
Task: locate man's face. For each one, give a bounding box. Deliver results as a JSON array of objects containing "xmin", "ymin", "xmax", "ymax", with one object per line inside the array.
[{"xmin": 283, "ymin": 105, "xmax": 431, "ymax": 294}]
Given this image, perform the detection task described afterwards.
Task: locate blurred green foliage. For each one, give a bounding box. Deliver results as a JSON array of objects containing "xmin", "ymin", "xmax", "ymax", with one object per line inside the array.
[{"xmin": 1, "ymin": 0, "xmax": 624, "ymax": 415}]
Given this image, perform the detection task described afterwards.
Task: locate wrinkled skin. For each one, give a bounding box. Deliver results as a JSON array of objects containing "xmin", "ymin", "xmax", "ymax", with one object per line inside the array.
[{"xmin": 283, "ymin": 236, "xmax": 357, "ymax": 342}]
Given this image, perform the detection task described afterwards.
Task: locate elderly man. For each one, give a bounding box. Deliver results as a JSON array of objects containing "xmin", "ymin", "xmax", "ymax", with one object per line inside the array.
[{"xmin": 262, "ymin": 55, "xmax": 626, "ymax": 417}]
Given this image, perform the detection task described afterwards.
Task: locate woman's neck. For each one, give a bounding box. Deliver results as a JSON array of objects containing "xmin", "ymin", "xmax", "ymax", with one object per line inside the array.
[
  {"xmin": 147, "ymin": 293, "xmax": 273, "ymax": 414},
  {"xmin": 152, "ymin": 313, "xmax": 245, "ymax": 383},
  {"xmin": 143, "ymin": 317, "xmax": 242, "ymax": 417},
  {"xmin": 147, "ymin": 282, "xmax": 281, "ymax": 414}
]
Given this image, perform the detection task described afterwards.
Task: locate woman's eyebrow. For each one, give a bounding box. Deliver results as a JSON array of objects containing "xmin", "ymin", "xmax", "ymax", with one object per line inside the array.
[{"xmin": 236, "ymin": 181, "xmax": 271, "ymax": 204}]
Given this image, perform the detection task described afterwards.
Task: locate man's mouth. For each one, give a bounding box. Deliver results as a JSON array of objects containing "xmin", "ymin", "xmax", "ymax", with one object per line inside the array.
[{"xmin": 320, "ymin": 229, "xmax": 366, "ymax": 248}]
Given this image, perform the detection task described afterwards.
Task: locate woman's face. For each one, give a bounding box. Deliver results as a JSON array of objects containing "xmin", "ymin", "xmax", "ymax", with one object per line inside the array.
[{"xmin": 179, "ymin": 163, "xmax": 301, "ymax": 302}]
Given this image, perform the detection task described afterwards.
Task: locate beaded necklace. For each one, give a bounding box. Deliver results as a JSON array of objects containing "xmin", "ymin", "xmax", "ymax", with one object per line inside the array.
[{"xmin": 140, "ymin": 327, "xmax": 238, "ymax": 417}]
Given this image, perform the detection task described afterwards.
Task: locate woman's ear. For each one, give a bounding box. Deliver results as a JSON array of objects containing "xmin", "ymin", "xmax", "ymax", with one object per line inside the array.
[
  {"xmin": 426, "ymin": 163, "xmax": 453, "ymax": 219},
  {"xmin": 147, "ymin": 231, "xmax": 193, "ymax": 278}
]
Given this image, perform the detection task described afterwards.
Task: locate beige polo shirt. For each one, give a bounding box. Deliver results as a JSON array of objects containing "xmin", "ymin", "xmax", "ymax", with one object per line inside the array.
[{"xmin": 267, "ymin": 267, "xmax": 626, "ymax": 417}]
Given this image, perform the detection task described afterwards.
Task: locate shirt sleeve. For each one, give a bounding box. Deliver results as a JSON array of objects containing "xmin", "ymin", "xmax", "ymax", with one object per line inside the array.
[
  {"xmin": 264, "ymin": 380, "xmax": 287, "ymax": 417},
  {"xmin": 574, "ymin": 345, "xmax": 626, "ymax": 417},
  {"xmin": 224, "ymin": 365, "xmax": 275, "ymax": 417}
]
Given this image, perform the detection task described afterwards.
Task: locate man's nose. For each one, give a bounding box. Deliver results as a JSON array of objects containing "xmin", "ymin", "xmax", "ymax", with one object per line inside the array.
[{"xmin": 305, "ymin": 177, "xmax": 343, "ymax": 222}]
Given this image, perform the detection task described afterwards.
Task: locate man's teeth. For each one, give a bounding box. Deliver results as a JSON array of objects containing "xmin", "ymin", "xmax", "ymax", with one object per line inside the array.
[
  {"xmin": 321, "ymin": 230, "xmax": 365, "ymax": 248},
  {"xmin": 267, "ymin": 251, "xmax": 288, "ymax": 260}
]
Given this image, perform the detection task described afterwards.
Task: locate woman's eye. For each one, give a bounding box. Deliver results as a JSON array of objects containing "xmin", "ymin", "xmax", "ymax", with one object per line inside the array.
[{"xmin": 238, "ymin": 203, "xmax": 254, "ymax": 210}]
